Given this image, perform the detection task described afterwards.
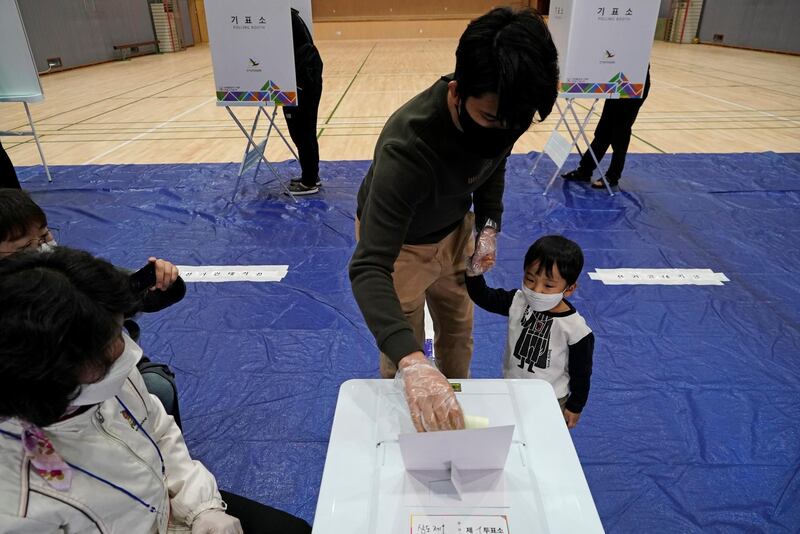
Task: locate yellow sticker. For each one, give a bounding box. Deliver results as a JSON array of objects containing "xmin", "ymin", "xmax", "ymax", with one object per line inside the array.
[{"xmin": 450, "ymin": 383, "xmax": 462, "ymax": 392}]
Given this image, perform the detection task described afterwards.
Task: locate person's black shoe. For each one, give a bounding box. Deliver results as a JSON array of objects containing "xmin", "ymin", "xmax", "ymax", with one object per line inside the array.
[
  {"xmin": 591, "ymin": 176, "xmax": 620, "ymax": 189},
  {"xmin": 290, "ymin": 176, "xmax": 321, "ymax": 187},
  {"xmin": 562, "ymin": 168, "xmax": 592, "ymax": 182},
  {"xmin": 286, "ymin": 181, "xmax": 320, "ymax": 196}
]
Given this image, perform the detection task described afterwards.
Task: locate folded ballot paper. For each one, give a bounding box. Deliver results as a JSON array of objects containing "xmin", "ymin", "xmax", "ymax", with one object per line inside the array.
[{"xmin": 398, "ymin": 423, "xmax": 515, "ymax": 504}]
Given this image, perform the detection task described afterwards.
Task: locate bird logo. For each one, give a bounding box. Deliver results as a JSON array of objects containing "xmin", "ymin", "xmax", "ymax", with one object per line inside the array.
[
  {"xmin": 249, "ymin": 58, "xmax": 260, "ymax": 67},
  {"xmin": 604, "ymin": 50, "xmax": 615, "ymax": 59}
]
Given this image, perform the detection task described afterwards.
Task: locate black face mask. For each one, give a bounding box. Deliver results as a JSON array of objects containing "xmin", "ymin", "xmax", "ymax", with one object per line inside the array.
[{"xmin": 457, "ymin": 99, "xmax": 526, "ymax": 159}]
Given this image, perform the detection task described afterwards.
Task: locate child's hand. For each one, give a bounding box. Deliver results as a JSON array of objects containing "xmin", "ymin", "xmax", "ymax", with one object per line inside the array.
[
  {"xmin": 148, "ymin": 257, "xmax": 179, "ymax": 291},
  {"xmin": 563, "ymin": 408, "xmax": 581, "ymax": 429}
]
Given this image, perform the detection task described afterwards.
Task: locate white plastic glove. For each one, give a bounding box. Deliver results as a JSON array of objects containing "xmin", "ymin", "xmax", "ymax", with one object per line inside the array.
[
  {"xmin": 396, "ymin": 353, "xmax": 465, "ymax": 432},
  {"xmin": 191, "ymin": 510, "xmax": 243, "ymax": 534},
  {"xmin": 466, "ymin": 226, "xmax": 498, "ymax": 276}
]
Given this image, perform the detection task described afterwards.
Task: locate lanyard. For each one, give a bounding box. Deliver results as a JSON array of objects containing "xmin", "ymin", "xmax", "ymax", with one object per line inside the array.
[
  {"xmin": 115, "ymin": 396, "xmax": 165, "ymax": 477},
  {"xmin": 0, "ymin": 396, "xmax": 166, "ymax": 515}
]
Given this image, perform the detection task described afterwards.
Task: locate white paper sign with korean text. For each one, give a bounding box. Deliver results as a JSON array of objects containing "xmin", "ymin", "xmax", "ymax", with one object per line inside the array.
[
  {"xmin": 588, "ymin": 268, "xmax": 729, "ymax": 285},
  {"xmin": 410, "ymin": 514, "xmax": 511, "ymax": 534},
  {"xmin": 176, "ymin": 265, "xmax": 288, "ymax": 283}
]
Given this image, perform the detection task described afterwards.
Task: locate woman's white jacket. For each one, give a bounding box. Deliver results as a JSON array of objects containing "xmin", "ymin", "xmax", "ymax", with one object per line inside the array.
[{"xmin": 0, "ymin": 369, "xmax": 224, "ymax": 533}]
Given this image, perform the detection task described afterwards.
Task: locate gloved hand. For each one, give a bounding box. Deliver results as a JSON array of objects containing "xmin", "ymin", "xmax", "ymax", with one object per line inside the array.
[
  {"xmin": 466, "ymin": 227, "xmax": 497, "ymax": 276},
  {"xmin": 191, "ymin": 510, "xmax": 243, "ymax": 534},
  {"xmin": 396, "ymin": 352, "xmax": 465, "ymax": 432}
]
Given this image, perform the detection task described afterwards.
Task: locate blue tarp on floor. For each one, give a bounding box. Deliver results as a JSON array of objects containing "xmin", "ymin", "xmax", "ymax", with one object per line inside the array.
[{"xmin": 16, "ymin": 151, "xmax": 800, "ymax": 532}]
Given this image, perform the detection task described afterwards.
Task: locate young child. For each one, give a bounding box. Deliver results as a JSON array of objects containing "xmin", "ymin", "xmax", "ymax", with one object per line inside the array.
[{"xmin": 466, "ymin": 235, "xmax": 594, "ymax": 428}]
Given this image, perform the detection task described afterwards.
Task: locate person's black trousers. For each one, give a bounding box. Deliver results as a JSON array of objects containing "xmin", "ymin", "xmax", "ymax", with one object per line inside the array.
[
  {"xmin": 579, "ymin": 72, "xmax": 651, "ymax": 179},
  {"xmin": 220, "ymin": 490, "xmax": 311, "ymax": 534},
  {"xmin": 0, "ymin": 141, "xmax": 21, "ymax": 189},
  {"xmin": 283, "ymin": 57, "xmax": 323, "ymax": 187}
]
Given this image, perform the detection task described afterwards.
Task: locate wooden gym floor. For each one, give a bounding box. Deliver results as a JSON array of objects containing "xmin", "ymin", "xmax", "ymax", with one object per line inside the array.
[{"xmin": 2, "ymin": 39, "xmax": 799, "ymax": 168}]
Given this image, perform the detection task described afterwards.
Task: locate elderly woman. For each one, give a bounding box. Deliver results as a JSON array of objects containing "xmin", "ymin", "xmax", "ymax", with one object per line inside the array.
[{"xmin": 0, "ymin": 247, "xmax": 310, "ymax": 534}]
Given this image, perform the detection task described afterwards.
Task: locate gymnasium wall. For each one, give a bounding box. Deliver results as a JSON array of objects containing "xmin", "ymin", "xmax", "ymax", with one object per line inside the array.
[
  {"xmin": 179, "ymin": 0, "xmax": 195, "ymax": 48},
  {"xmin": 18, "ymin": 0, "xmax": 156, "ymax": 72},
  {"xmin": 698, "ymin": 0, "xmax": 800, "ymax": 54},
  {"xmin": 312, "ymin": 0, "xmax": 529, "ymax": 21},
  {"xmin": 659, "ymin": 0, "xmax": 671, "ymax": 18}
]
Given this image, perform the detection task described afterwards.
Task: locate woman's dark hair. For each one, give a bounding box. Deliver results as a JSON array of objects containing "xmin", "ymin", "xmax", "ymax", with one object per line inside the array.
[
  {"xmin": 454, "ymin": 7, "xmax": 559, "ymax": 128},
  {"xmin": 524, "ymin": 235, "xmax": 584, "ymax": 286},
  {"xmin": 0, "ymin": 247, "xmax": 141, "ymax": 427},
  {"xmin": 0, "ymin": 189, "xmax": 47, "ymax": 244}
]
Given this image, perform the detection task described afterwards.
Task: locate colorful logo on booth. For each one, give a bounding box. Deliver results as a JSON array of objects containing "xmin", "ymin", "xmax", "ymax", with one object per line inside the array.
[
  {"xmin": 216, "ymin": 80, "xmax": 297, "ymax": 106},
  {"xmin": 560, "ymin": 71, "xmax": 644, "ymax": 98}
]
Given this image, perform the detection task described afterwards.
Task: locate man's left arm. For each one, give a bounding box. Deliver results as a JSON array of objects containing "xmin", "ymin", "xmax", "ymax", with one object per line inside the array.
[{"xmin": 472, "ymin": 154, "xmax": 508, "ymax": 231}]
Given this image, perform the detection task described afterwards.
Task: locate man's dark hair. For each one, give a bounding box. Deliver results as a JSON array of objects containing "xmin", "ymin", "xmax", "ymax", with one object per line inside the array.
[
  {"xmin": 0, "ymin": 247, "xmax": 141, "ymax": 427},
  {"xmin": 454, "ymin": 7, "xmax": 559, "ymax": 128},
  {"xmin": 0, "ymin": 189, "xmax": 47, "ymax": 244},
  {"xmin": 524, "ymin": 235, "xmax": 584, "ymax": 286}
]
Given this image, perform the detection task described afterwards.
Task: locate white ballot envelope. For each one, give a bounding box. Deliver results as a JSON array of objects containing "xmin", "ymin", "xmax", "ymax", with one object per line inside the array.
[{"xmin": 398, "ymin": 425, "xmax": 515, "ymax": 505}]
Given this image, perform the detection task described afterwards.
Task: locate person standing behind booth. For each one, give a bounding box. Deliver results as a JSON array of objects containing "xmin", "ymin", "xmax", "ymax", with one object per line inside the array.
[
  {"xmin": 284, "ymin": 7, "xmax": 324, "ymax": 196},
  {"xmin": 349, "ymin": 8, "xmax": 559, "ymax": 432},
  {"xmin": 562, "ymin": 66, "xmax": 652, "ymax": 189}
]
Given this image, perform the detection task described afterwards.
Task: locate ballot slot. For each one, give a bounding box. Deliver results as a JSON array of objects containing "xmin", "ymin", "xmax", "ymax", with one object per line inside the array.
[{"xmin": 371, "ymin": 383, "xmax": 550, "ymax": 533}]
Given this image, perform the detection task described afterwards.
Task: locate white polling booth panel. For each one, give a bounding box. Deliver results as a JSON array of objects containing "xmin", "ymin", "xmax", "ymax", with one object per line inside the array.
[{"xmin": 549, "ymin": 0, "xmax": 660, "ymax": 98}]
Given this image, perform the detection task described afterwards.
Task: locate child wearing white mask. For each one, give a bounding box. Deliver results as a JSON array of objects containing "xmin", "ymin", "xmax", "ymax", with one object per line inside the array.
[{"xmin": 466, "ymin": 235, "xmax": 594, "ymax": 429}]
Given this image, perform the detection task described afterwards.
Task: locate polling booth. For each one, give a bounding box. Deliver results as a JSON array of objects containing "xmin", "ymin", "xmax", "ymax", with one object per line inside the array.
[
  {"xmin": 532, "ymin": 0, "xmax": 659, "ymax": 195},
  {"xmin": 206, "ymin": 0, "xmax": 301, "ymax": 198}
]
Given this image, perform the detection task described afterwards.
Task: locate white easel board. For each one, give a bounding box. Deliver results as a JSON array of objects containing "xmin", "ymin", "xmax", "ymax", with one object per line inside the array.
[
  {"xmin": 0, "ymin": 0, "xmax": 43, "ymax": 103},
  {"xmin": 549, "ymin": 0, "xmax": 659, "ymax": 99},
  {"xmin": 205, "ymin": 0, "xmax": 297, "ymax": 107}
]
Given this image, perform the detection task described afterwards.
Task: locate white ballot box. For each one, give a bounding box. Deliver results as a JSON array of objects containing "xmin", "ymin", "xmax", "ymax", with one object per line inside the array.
[{"xmin": 312, "ymin": 379, "xmax": 604, "ymax": 533}]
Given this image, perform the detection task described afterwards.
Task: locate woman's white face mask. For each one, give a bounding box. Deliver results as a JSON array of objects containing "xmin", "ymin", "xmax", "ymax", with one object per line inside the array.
[{"xmin": 70, "ymin": 332, "xmax": 141, "ymax": 406}]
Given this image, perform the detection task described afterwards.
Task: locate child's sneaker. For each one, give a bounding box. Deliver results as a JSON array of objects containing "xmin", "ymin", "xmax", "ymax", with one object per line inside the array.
[{"xmin": 287, "ymin": 181, "xmax": 320, "ymax": 196}]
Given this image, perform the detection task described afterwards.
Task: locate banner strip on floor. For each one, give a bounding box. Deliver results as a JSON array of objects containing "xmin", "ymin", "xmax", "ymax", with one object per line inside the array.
[
  {"xmin": 176, "ymin": 265, "xmax": 288, "ymax": 282},
  {"xmin": 588, "ymin": 268, "xmax": 729, "ymax": 285}
]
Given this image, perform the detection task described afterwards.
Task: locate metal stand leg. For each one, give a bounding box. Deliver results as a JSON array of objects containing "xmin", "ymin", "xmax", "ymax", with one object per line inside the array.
[
  {"xmin": 538, "ymin": 98, "xmax": 614, "ymax": 197},
  {"xmin": 226, "ymin": 106, "xmax": 295, "ymax": 202},
  {"xmin": 236, "ymin": 106, "xmax": 301, "ymax": 184},
  {"xmin": 259, "ymin": 106, "xmax": 299, "ymax": 161},
  {"xmin": 567, "ymin": 100, "xmax": 614, "ymax": 196},
  {"xmin": 25, "ymin": 102, "xmax": 52, "ymax": 182},
  {"xmin": 238, "ymin": 109, "xmax": 262, "ymax": 176},
  {"xmin": 542, "ymin": 100, "xmax": 584, "ymax": 195},
  {"xmin": 251, "ymin": 108, "xmax": 277, "ymax": 180},
  {"xmin": 531, "ymin": 99, "xmax": 568, "ymax": 177}
]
